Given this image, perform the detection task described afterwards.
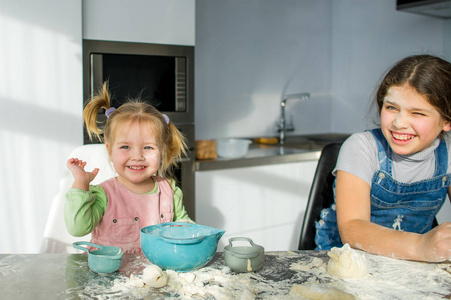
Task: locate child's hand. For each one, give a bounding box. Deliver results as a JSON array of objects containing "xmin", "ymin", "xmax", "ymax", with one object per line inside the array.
[
  {"xmin": 418, "ymin": 223, "xmax": 451, "ymax": 262},
  {"xmin": 67, "ymin": 158, "xmax": 99, "ymax": 191}
]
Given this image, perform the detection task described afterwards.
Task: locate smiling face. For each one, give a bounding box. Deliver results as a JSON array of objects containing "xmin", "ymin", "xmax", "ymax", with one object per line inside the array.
[
  {"xmin": 106, "ymin": 120, "xmax": 161, "ymax": 193},
  {"xmin": 380, "ymin": 84, "xmax": 451, "ymax": 156}
]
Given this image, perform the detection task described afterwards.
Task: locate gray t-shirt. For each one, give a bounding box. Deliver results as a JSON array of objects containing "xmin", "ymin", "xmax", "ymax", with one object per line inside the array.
[{"xmin": 333, "ymin": 131, "xmax": 451, "ymax": 186}]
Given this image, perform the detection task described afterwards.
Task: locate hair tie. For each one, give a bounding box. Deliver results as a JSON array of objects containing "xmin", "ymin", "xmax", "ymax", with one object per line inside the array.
[
  {"xmin": 105, "ymin": 107, "xmax": 116, "ymax": 118},
  {"xmin": 162, "ymin": 114, "xmax": 170, "ymax": 125}
]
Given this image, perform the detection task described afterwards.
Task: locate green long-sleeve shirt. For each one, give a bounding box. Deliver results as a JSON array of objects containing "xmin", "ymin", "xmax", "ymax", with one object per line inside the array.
[{"xmin": 64, "ymin": 179, "xmax": 193, "ymax": 237}]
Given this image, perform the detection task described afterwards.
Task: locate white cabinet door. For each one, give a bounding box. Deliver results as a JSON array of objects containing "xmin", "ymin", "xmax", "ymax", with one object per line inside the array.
[
  {"xmin": 195, "ymin": 161, "xmax": 318, "ymax": 251},
  {"xmin": 82, "ymin": 0, "xmax": 195, "ymax": 45}
]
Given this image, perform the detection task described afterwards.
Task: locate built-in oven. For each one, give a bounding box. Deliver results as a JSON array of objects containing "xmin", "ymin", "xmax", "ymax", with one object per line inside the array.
[{"xmin": 82, "ymin": 39, "xmax": 196, "ymax": 219}]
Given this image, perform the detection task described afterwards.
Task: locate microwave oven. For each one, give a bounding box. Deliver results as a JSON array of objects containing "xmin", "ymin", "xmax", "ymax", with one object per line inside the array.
[{"xmin": 82, "ymin": 39, "xmax": 194, "ymax": 144}]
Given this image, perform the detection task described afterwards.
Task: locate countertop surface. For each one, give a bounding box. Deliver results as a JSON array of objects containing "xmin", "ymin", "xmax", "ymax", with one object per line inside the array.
[
  {"xmin": 1, "ymin": 250, "xmax": 450, "ymax": 299},
  {"xmin": 195, "ymin": 133, "xmax": 349, "ymax": 171}
]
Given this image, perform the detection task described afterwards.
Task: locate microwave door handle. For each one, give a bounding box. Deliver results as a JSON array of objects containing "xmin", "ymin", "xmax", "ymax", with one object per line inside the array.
[{"xmin": 90, "ymin": 53, "xmax": 103, "ymax": 99}]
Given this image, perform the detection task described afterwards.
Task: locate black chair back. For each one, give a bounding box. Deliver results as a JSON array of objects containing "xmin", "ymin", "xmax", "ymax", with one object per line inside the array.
[{"xmin": 298, "ymin": 142, "xmax": 342, "ymax": 250}]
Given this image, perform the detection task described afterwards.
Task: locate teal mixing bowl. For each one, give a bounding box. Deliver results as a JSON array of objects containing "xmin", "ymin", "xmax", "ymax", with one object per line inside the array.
[
  {"xmin": 73, "ymin": 241, "xmax": 123, "ymax": 274},
  {"xmin": 140, "ymin": 222, "xmax": 225, "ymax": 272}
]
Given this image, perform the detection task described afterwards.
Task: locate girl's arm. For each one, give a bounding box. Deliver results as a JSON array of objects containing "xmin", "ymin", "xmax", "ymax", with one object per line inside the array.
[
  {"xmin": 336, "ymin": 170, "xmax": 451, "ymax": 262},
  {"xmin": 170, "ymin": 180, "xmax": 194, "ymax": 223},
  {"xmin": 64, "ymin": 185, "xmax": 107, "ymax": 237}
]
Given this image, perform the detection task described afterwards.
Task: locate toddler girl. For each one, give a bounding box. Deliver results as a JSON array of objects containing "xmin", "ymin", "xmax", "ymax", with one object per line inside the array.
[
  {"xmin": 65, "ymin": 83, "xmax": 193, "ymax": 253},
  {"xmin": 316, "ymin": 54, "xmax": 451, "ymax": 262}
]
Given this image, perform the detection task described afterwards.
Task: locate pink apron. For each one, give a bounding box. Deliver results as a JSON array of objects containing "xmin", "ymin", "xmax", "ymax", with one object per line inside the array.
[{"xmin": 91, "ymin": 177, "xmax": 174, "ymax": 253}]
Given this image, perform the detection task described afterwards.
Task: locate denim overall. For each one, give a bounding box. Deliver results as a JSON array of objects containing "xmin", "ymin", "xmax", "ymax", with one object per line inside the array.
[{"xmin": 314, "ymin": 128, "xmax": 450, "ymax": 250}]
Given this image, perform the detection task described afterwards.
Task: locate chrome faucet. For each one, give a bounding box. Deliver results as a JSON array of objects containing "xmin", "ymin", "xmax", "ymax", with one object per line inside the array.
[{"xmin": 278, "ymin": 93, "xmax": 310, "ymax": 145}]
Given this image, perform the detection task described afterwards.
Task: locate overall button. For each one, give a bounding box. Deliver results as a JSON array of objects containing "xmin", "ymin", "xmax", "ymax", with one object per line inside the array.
[
  {"xmin": 378, "ymin": 173, "xmax": 385, "ymax": 179},
  {"xmin": 443, "ymin": 176, "xmax": 448, "ymax": 182}
]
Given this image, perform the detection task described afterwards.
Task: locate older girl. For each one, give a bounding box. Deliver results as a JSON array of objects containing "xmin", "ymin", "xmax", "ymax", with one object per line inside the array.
[{"xmin": 316, "ymin": 55, "xmax": 451, "ymax": 262}]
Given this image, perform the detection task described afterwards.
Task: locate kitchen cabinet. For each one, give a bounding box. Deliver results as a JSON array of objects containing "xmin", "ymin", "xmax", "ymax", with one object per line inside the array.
[
  {"xmin": 195, "ymin": 160, "xmax": 318, "ymax": 251},
  {"xmin": 82, "ymin": 0, "xmax": 195, "ymax": 46}
]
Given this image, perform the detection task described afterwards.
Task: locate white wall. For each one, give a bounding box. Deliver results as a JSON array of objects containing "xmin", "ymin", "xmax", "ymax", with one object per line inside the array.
[
  {"xmin": 330, "ymin": 1, "xmax": 446, "ymax": 133},
  {"xmin": 195, "ymin": 0, "xmax": 445, "ymax": 140},
  {"xmin": 445, "ymin": 18, "xmax": 451, "ymax": 58},
  {"xmin": 195, "ymin": 0, "xmax": 333, "ymax": 140},
  {"xmin": 0, "ymin": 0, "xmax": 83, "ymax": 253}
]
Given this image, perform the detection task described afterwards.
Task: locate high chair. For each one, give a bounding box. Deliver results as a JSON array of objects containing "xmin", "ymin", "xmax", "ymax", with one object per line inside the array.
[{"xmin": 40, "ymin": 144, "xmax": 117, "ymax": 253}]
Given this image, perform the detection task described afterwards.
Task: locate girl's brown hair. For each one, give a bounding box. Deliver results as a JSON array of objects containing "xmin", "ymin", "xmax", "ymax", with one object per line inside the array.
[
  {"xmin": 83, "ymin": 82, "xmax": 187, "ymax": 180},
  {"xmin": 375, "ymin": 54, "xmax": 451, "ymax": 123}
]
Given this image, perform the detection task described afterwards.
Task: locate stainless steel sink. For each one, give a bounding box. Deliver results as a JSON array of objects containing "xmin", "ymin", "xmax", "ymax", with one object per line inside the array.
[
  {"xmin": 275, "ymin": 133, "xmax": 349, "ymax": 150},
  {"xmin": 195, "ymin": 133, "xmax": 350, "ymax": 171},
  {"xmin": 246, "ymin": 146, "xmax": 309, "ymax": 158}
]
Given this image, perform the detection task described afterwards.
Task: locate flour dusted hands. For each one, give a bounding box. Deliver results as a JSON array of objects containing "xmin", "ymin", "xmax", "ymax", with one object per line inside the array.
[
  {"xmin": 67, "ymin": 158, "xmax": 99, "ymax": 191},
  {"xmin": 417, "ymin": 222, "xmax": 451, "ymax": 262}
]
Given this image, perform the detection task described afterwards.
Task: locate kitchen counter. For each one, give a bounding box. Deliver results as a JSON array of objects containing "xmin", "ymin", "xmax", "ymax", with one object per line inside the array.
[
  {"xmin": 195, "ymin": 134, "xmax": 349, "ymax": 171},
  {"xmin": 1, "ymin": 250, "xmax": 450, "ymax": 299}
]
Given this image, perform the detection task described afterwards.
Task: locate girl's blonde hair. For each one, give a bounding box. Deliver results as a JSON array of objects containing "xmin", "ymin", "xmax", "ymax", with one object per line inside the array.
[{"xmin": 83, "ymin": 82, "xmax": 187, "ymax": 180}]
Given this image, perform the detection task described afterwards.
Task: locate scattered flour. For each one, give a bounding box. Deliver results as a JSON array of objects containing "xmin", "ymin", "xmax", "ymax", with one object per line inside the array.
[
  {"xmin": 290, "ymin": 283, "xmax": 356, "ymax": 300},
  {"xmin": 73, "ymin": 252, "xmax": 451, "ymax": 300}
]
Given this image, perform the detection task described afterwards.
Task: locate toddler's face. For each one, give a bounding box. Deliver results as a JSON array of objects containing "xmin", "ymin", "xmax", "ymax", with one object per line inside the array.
[
  {"xmin": 107, "ymin": 121, "xmax": 161, "ymax": 193},
  {"xmin": 380, "ymin": 84, "xmax": 451, "ymax": 156}
]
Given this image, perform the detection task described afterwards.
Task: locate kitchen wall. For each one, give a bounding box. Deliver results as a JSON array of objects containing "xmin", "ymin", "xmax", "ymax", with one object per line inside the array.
[
  {"xmin": 446, "ymin": 19, "xmax": 451, "ymax": 58},
  {"xmin": 195, "ymin": 0, "xmax": 332, "ymax": 140},
  {"xmin": 330, "ymin": 1, "xmax": 447, "ymax": 133},
  {"xmin": 195, "ymin": 0, "xmax": 446, "ymax": 140},
  {"xmin": 0, "ymin": 0, "xmax": 83, "ymax": 253}
]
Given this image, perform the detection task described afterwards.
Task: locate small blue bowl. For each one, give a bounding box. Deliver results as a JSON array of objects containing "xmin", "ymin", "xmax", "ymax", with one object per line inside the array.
[
  {"xmin": 73, "ymin": 241, "xmax": 123, "ymax": 274},
  {"xmin": 140, "ymin": 222, "xmax": 225, "ymax": 272}
]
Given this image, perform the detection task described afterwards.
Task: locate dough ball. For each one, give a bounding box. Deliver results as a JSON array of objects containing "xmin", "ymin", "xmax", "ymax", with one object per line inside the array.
[
  {"xmin": 142, "ymin": 264, "xmax": 168, "ymax": 288},
  {"xmin": 290, "ymin": 283, "xmax": 356, "ymax": 300},
  {"xmin": 129, "ymin": 274, "xmax": 145, "ymax": 288},
  {"xmin": 327, "ymin": 243, "xmax": 369, "ymax": 279}
]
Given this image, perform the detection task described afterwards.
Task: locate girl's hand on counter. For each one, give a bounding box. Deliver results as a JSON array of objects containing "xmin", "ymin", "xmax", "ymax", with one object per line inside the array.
[{"xmin": 417, "ymin": 222, "xmax": 451, "ymax": 262}]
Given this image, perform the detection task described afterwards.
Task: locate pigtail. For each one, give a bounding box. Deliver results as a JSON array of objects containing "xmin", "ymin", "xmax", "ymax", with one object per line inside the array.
[
  {"xmin": 169, "ymin": 122, "xmax": 188, "ymax": 160},
  {"xmin": 159, "ymin": 121, "xmax": 188, "ymax": 181},
  {"xmin": 83, "ymin": 82, "xmax": 112, "ymax": 142}
]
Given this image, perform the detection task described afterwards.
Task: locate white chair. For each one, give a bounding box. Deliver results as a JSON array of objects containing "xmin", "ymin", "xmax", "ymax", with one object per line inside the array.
[{"xmin": 40, "ymin": 144, "xmax": 117, "ymax": 253}]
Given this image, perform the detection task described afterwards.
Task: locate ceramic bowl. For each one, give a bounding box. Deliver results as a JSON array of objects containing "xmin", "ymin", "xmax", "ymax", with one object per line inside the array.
[
  {"xmin": 73, "ymin": 241, "xmax": 123, "ymax": 274},
  {"xmin": 216, "ymin": 138, "xmax": 251, "ymax": 158},
  {"xmin": 140, "ymin": 222, "xmax": 225, "ymax": 272},
  {"xmin": 224, "ymin": 237, "xmax": 264, "ymax": 272}
]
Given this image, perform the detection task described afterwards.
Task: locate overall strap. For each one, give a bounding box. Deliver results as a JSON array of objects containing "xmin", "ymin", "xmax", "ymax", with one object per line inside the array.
[
  {"xmin": 368, "ymin": 128, "xmax": 392, "ymax": 174},
  {"xmin": 434, "ymin": 137, "xmax": 448, "ymax": 176}
]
